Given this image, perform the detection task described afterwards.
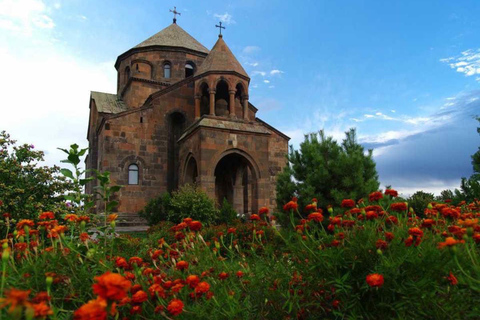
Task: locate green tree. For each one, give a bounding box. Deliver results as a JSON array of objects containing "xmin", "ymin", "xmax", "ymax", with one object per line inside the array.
[
  {"xmin": 276, "ymin": 128, "xmax": 380, "ymax": 211},
  {"xmin": 408, "ymin": 190, "xmax": 435, "ymax": 216},
  {"xmin": 0, "ymin": 131, "xmax": 72, "ymax": 220}
]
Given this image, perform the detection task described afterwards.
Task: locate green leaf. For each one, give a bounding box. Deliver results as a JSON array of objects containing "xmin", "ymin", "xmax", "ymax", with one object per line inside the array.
[
  {"xmin": 106, "ymin": 200, "xmax": 119, "ymax": 212},
  {"xmin": 60, "ymin": 168, "xmax": 74, "ymax": 180}
]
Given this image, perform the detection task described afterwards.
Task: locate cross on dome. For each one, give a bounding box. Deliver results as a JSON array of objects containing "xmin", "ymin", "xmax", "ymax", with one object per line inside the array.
[
  {"xmin": 169, "ymin": 6, "xmax": 181, "ymax": 24},
  {"xmin": 215, "ymin": 21, "xmax": 225, "ymax": 37}
]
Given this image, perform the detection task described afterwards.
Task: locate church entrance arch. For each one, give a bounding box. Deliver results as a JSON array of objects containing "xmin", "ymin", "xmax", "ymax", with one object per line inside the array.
[{"xmin": 214, "ymin": 151, "xmax": 258, "ymax": 215}]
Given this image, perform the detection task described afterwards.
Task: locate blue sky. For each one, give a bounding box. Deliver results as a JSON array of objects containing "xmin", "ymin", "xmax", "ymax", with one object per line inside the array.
[{"xmin": 0, "ymin": 0, "xmax": 479, "ymax": 196}]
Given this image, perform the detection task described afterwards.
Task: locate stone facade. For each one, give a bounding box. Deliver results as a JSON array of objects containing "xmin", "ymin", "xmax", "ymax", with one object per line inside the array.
[{"xmin": 86, "ymin": 22, "xmax": 289, "ymax": 217}]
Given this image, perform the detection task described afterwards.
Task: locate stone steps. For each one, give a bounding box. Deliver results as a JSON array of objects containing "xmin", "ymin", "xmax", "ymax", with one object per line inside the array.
[{"xmin": 97, "ymin": 213, "xmax": 149, "ymax": 233}]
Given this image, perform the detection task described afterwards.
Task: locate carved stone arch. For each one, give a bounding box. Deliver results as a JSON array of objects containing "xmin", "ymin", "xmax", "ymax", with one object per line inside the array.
[
  {"xmin": 120, "ymin": 155, "xmax": 147, "ymax": 185},
  {"xmin": 182, "ymin": 153, "xmax": 199, "ymax": 185},
  {"xmin": 195, "ymin": 79, "xmax": 209, "ymax": 94},
  {"xmin": 208, "ymin": 148, "xmax": 261, "ymax": 179},
  {"xmin": 213, "ymin": 76, "xmax": 233, "ymax": 90},
  {"xmin": 131, "ymin": 59, "xmax": 154, "ymax": 79},
  {"xmin": 235, "ymin": 81, "xmax": 247, "ymax": 95}
]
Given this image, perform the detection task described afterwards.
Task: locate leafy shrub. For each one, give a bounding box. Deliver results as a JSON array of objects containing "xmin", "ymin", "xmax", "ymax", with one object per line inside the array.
[
  {"xmin": 168, "ymin": 184, "xmax": 218, "ymax": 225},
  {"xmin": 408, "ymin": 190, "xmax": 435, "ymax": 216},
  {"xmin": 138, "ymin": 192, "xmax": 171, "ymax": 226},
  {"xmin": 217, "ymin": 198, "xmax": 238, "ymax": 224}
]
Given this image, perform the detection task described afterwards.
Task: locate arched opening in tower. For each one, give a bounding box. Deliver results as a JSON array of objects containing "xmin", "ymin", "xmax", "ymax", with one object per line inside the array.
[
  {"xmin": 214, "ymin": 152, "xmax": 258, "ymax": 215},
  {"xmin": 167, "ymin": 112, "xmax": 185, "ymax": 192},
  {"xmin": 215, "ymin": 80, "xmax": 229, "ymax": 117},
  {"xmin": 235, "ymin": 83, "xmax": 245, "ymax": 118},
  {"xmin": 184, "ymin": 156, "xmax": 198, "ymax": 185},
  {"xmin": 199, "ymin": 83, "xmax": 210, "ymax": 116}
]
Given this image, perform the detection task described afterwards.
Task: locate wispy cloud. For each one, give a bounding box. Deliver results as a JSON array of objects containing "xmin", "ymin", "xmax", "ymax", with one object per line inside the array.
[
  {"xmin": 0, "ymin": 0, "xmax": 55, "ymax": 35},
  {"xmin": 441, "ymin": 49, "xmax": 480, "ymax": 79},
  {"xmin": 270, "ymin": 69, "xmax": 284, "ymax": 75},
  {"xmin": 213, "ymin": 12, "xmax": 235, "ymax": 25},
  {"xmin": 246, "ymin": 62, "xmax": 259, "ymax": 67},
  {"xmin": 242, "ymin": 45, "xmax": 260, "ymax": 54},
  {"xmin": 263, "ymin": 80, "xmax": 270, "ymax": 84},
  {"xmin": 251, "ymin": 71, "xmax": 266, "ymax": 77}
]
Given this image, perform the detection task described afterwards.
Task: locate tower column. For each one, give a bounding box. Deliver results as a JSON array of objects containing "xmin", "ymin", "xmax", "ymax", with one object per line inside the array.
[
  {"xmin": 229, "ymin": 90, "xmax": 236, "ymax": 117},
  {"xmin": 209, "ymin": 89, "xmax": 216, "ymax": 116},
  {"xmin": 194, "ymin": 94, "xmax": 201, "ymax": 119},
  {"xmin": 243, "ymin": 94, "xmax": 249, "ymax": 120}
]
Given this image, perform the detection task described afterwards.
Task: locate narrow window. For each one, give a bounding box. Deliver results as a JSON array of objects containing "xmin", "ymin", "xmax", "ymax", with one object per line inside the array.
[
  {"xmin": 128, "ymin": 164, "xmax": 139, "ymax": 185},
  {"xmin": 125, "ymin": 66, "xmax": 130, "ymax": 79},
  {"xmin": 185, "ymin": 63, "xmax": 194, "ymax": 77},
  {"xmin": 140, "ymin": 117, "xmax": 143, "ymax": 123},
  {"xmin": 164, "ymin": 63, "xmax": 171, "ymax": 79}
]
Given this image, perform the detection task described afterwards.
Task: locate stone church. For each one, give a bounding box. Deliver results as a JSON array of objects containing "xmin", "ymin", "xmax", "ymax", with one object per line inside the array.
[{"xmin": 85, "ymin": 18, "xmax": 289, "ymax": 218}]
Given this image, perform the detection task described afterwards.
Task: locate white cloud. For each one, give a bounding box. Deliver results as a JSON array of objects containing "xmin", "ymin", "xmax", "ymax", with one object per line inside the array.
[
  {"xmin": 242, "ymin": 45, "xmax": 260, "ymax": 54},
  {"xmin": 391, "ymin": 110, "xmax": 396, "ymax": 113},
  {"xmin": 213, "ymin": 12, "xmax": 235, "ymax": 25},
  {"xmin": 441, "ymin": 49, "xmax": 480, "ymax": 80},
  {"xmin": 246, "ymin": 62, "xmax": 259, "ymax": 67},
  {"xmin": 0, "ymin": 0, "xmax": 55, "ymax": 35},
  {"xmin": 270, "ymin": 69, "xmax": 284, "ymax": 75},
  {"xmin": 263, "ymin": 80, "xmax": 270, "ymax": 84},
  {"xmin": 268, "ymin": 85, "xmax": 275, "ymax": 89},
  {"xmin": 251, "ymin": 71, "xmax": 266, "ymax": 77}
]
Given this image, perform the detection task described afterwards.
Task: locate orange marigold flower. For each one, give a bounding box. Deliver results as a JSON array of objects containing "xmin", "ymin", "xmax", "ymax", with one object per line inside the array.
[
  {"xmin": 167, "ymin": 298, "xmax": 184, "ymax": 317},
  {"xmin": 148, "ymin": 284, "xmax": 166, "ymax": 299},
  {"xmin": 195, "ymin": 281, "xmax": 210, "ymax": 294},
  {"xmin": 64, "ymin": 214, "xmax": 79, "ymax": 222},
  {"xmin": 115, "ymin": 257, "xmax": 129, "ymax": 269},
  {"xmin": 385, "ymin": 232, "xmax": 394, "ymax": 242},
  {"xmin": 384, "ymin": 189, "xmax": 398, "ymax": 197},
  {"xmin": 390, "ymin": 202, "xmax": 408, "ymax": 212},
  {"xmin": 438, "ymin": 237, "xmax": 464, "ymax": 249},
  {"xmin": 129, "ymin": 257, "xmax": 143, "ymax": 266},
  {"xmin": 259, "ymin": 207, "xmax": 269, "ymax": 215},
  {"xmin": 236, "ymin": 271, "xmax": 244, "ymax": 278},
  {"xmin": 304, "ymin": 204, "xmax": 316, "ymax": 212},
  {"xmin": 385, "ymin": 215, "xmax": 398, "ymax": 225},
  {"xmin": 307, "ymin": 212, "xmax": 324, "ymax": 222},
  {"xmin": 176, "ymin": 261, "xmax": 189, "ymax": 271},
  {"xmin": 421, "ymin": 219, "xmax": 435, "ymax": 228},
  {"xmin": 341, "ymin": 199, "xmax": 355, "ymax": 208},
  {"xmin": 16, "ymin": 219, "xmax": 34, "ymax": 230},
  {"xmin": 366, "ymin": 273, "xmax": 384, "ymax": 288},
  {"xmin": 186, "ymin": 275, "xmax": 200, "ymax": 288},
  {"xmin": 79, "ymin": 232, "xmax": 89, "ymax": 242},
  {"xmin": 131, "ymin": 290, "xmax": 148, "ymax": 304},
  {"xmin": 218, "ymin": 272, "xmax": 229, "ymax": 280},
  {"xmin": 92, "ymin": 272, "xmax": 132, "ymax": 301},
  {"xmin": 368, "ymin": 192, "xmax": 383, "ymax": 202},
  {"xmin": 30, "ymin": 301, "xmax": 53, "ymax": 318},
  {"xmin": 250, "ymin": 214, "xmax": 261, "ymax": 221},
  {"xmin": 447, "ymin": 272, "xmax": 458, "ymax": 285},
  {"xmin": 189, "ymin": 221, "xmax": 202, "ymax": 231},
  {"xmin": 73, "ymin": 297, "xmax": 107, "ymax": 320},
  {"xmin": 458, "ymin": 218, "xmax": 478, "ymax": 228},
  {"xmin": 376, "ymin": 239, "xmax": 388, "ymax": 250},
  {"xmin": 77, "ymin": 215, "xmax": 90, "ymax": 223},
  {"xmin": 0, "ymin": 288, "xmax": 31, "ymax": 313},
  {"xmin": 38, "ymin": 211, "xmax": 54, "ymax": 220},
  {"xmin": 283, "ymin": 201, "xmax": 298, "ymax": 211},
  {"xmin": 366, "ymin": 211, "xmax": 378, "ymax": 220},
  {"xmin": 227, "ymin": 227, "xmax": 236, "ymax": 234},
  {"xmin": 107, "ymin": 214, "xmax": 118, "ymax": 222},
  {"xmin": 130, "ymin": 305, "xmax": 142, "ymax": 315},
  {"xmin": 408, "ymin": 227, "xmax": 424, "ymax": 238}
]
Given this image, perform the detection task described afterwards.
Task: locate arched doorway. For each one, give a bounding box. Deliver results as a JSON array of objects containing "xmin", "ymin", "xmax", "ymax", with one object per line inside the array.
[
  {"xmin": 167, "ymin": 112, "xmax": 185, "ymax": 192},
  {"xmin": 214, "ymin": 152, "xmax": 258, "ymax": 214},
  {"xmin": 184, "ymin": 155, "xmax": 198, "ymax": 185}
]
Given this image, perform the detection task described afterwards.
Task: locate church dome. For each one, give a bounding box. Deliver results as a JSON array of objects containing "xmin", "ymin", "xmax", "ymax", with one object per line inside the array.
[{"xmin": 133, "ymin": 23, "xmax": 209, "ymax": 54}]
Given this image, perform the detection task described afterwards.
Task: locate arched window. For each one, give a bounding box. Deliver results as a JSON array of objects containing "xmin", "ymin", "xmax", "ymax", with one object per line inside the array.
[
  {"xmin": 164, "ymin": 62, "xmax": 171, "ymax": 79},
  {"xmin": 185, "ymin": 63, "xmax": 194, "ymax": 77},
  {"xmin": 128, "ymin": 164, "xmax": 139, "ymax": 185},
  {"xmin": 125, "ymin": 66, "xmax": 130, "ymax": 80}
]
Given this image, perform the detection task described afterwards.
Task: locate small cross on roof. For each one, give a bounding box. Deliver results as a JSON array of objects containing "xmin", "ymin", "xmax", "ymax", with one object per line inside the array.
[
  {"xmin": 170, "ymin": 6, "xmax": 181, "ymax": 23},
  {"xmin": 215, "ymin": 21, "xmax": 225, "ymax": 36}
]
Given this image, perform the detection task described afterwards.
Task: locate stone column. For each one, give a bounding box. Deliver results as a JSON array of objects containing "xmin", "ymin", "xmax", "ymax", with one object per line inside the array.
[
  {"xmin": 229, "ymin": 90, "xmax": 236, "ymax": 117},
  {"xmin": 209, "ymin": 89, "xmax": 216, "ymax": 116},
  {"xmin": 243, "ymin": 94, "xmax": 249, "ymax": 120},
  {"xmin": 194, "ymin": 95, "xmax": 201, "ymax": 119}
]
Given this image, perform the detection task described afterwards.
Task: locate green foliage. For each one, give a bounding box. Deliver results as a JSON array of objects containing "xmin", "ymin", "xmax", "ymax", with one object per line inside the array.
[
  {"xmin": 168, "ymin": 184, "xmax": 218, "ymax": 225},
  {"xmin": 217, "ymin": 198, "xmax": 238, "ymax": 224},
  {"xmin": 138, "ymin": 192, "xmax": 172, "ymax": 226},
  {"xmin": 276, "ymin": 128, "xmax": 380, "ymax": 213},
  {"xmin": 408, "ymin": 190, "xmax": 435, "ymax": 216},
  {"xmin": 0, "ymin": 131, "xmax": 72, "ymax": 220}
]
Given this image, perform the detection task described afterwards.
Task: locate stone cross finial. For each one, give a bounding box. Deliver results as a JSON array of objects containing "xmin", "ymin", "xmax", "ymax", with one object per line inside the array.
[
  {"xmin": 215, "ymin": 21, "xmax": 225, "ymax": 36},
  {"xmin": 170, "ymin": 6, "xmax": 181, "ymax": 23}
]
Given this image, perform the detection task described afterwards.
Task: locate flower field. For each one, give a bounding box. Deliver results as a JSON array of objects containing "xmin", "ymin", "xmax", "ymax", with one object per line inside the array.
[{"xmin": 0, "ymin": 191, "xmax": 479, "ymax": 319}]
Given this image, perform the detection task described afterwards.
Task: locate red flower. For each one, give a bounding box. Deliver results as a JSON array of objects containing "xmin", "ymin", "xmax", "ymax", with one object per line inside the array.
[
  {"xmin": 408, "ymin": 227, "xmax": 424, "ymax": 238},
  {"xmin": 195, "ymin": 281, "xmax": 210, "ymax": 294},
  {"xmin": 129, "ymin": 257, "xmax": 143, "ymax": 266},
  {"xmin": 385, "ymin": 215, "xmax": 398, "ymax": 225},
  {"xmin": 227, "ymin": 227, "xmax": 236, "ymax": 234},
  {"xmin": 259, "ymin": 207, "xmax": 269, "ymax": 215},
  {"xmin": 148, "ymin": 284, "xmax": 166, "ymax": 299},
  {"xmin": 92, "ymin": 272, "xmax": 131, "ymax": 301},
  {"xmin": 236, "ymin": 271, "xmax": 244, "ymax": 278},
  {"xmin": 307, "ymin": 212, "xmax": 324, "ymax": 222},
  {"xmin": 73, "ymin": 297, "xmax": 107, "ymax": 320},
  {"xmin": 189, "ymin": 221, "xmax": 202, "ymax": 231},
  {"xmin": 365, "ymin": 211, "xmax": 378, "ymax": 220},
  {"xmin": 366, "ymin": 274, "xmax": 384, "ymax": 288},
  {"xmin": 368, "ymin": 192, "xmax": 383, "ymax": 202},
  {"xmin": 186, "ymin": 275, "xmax": 200, "ymax": 288},
  {"xmin": 304, "ymin": 204, "xmax": 316, "ymax": 212},
  {"xmin": 31, "ymin": 301, "xmax": 53, "ymax": 318},
  {"xmin": 115, "ymin": 257, "xmax": 129, "ymax": 269},
  {"xmin": 0, "ymin": 288, "xmax": 31, "ymax": 313},
  {"xmin": 384, "ymin": 189, "xmax": 398, "ymax": 197},
  {"xmin": 167, "ymin": 299, "xmax": 184, "ymax": 316},
  {"xmin": 390, "ymin": 202, "xmax": 408, "ymax": 212},
  {"xmin": 218, "ymin": 272, "xmax": 229, "ymax": 280},
  {"xmin": 384, "ymin": 232, "xmax": 394, "ymax": 242},
  {"xmin": 16, "ymin": 219, "xmax": 35, "ymax": 230},
  {"xmin": 131, "ymin": 290, "xmax": 148, "ymax": 304},
  {"xmin": 79, "ymin": 232, "xmax": 89, "ymax": 242},
  {"xmin": 283, "ymin": 201, "xmax": 298, "ymax": 211},
  {"xmin": 39, "ymin": 212, "xmax": 55, "ymax": 220},
  {"xmin": 176, "ymin": 261, "xmax": 189, "ymax": 271},
  {"xmin": 250, "ymin": 214, "xmax": 261, "ymax": 221},
  {"xmin": 376, "ymin": 239, "xmax": 388, "ymax": 250},
  {"xmin": 446, "ymin": 272, "xmax": 458, "ymax": 285},
  {"xmin": 341, "ymin": 199, "xmax": 355, "ymax": 208}
]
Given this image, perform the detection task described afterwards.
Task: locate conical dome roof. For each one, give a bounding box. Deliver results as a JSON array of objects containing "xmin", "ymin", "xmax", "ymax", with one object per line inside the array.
[
  {"xmin": 196, "ymin": 36, "xmax": 249, "ymax": 78},
  {"xmin": 134, "ymin": 23, "xmax": 209, "ymax": 54}
]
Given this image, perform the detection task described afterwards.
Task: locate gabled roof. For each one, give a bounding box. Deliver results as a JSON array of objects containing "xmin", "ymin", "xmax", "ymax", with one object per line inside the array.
[
  {"xmin": 196, "ymin": 36, "xmax": 249, "ymax": 78},
  {"xmin": 90, "ymin": 91, "xmax": 127, "ymax": 114},
  {"xmin": 133, "ymin": 23, "xmax": 209, "ymax": 54}
]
